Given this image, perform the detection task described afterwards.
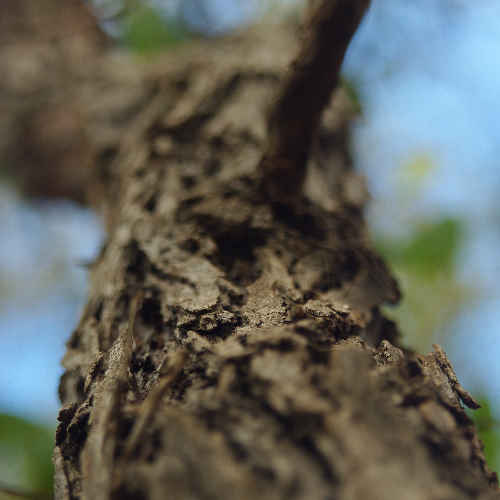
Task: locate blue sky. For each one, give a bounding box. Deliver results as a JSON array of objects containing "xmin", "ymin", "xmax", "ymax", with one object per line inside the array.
[
  {"xmin": 1, "ymin": 0, "xmax": 500, "ymax": 422},
  {"xmin": 0, "ymin": 189, "xmax": 103, "ymax": 422},
  {"xmin": 346, "ymin": 1, "xmax": 500, "ymax": 221},
  {"xmin": 345, "ymin": 1, "xmax": 500, "ymax": 406}
]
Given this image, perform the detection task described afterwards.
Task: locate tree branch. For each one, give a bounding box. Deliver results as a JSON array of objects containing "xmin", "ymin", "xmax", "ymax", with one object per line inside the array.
[
  {"xmin": 52, "ymin": 15, "xmax": 498, "ymax": 500},
  {"xmin": 259, "ymin": 0, "xmax": 370, "ymax": 201}
]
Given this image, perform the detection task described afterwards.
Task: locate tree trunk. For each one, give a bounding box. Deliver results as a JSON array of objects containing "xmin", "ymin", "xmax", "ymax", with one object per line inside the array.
[{"xmin": 53, "ymin": 13, "xmax": 499, "ymax": 500}]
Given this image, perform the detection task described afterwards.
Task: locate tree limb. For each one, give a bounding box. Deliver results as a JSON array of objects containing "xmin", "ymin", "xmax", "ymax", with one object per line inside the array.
[
  {"xmin": 52, "ymin": 10, "xmax": 499, "ymax": 500},
  {"xmin": 260, "ymin": 0, "xmax": 370, "ymax": 201}
]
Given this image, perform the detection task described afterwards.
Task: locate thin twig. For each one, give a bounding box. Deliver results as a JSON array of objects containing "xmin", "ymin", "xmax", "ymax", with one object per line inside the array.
[{"xmin": 259, "ymin": 0, "xmax": 371, "ymax": 202}]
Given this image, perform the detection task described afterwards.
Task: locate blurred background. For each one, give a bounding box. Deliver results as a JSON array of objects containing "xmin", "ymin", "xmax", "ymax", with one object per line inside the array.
[{"xmin": 1, "ymin": 0, "xmax": 500, "ymax": 496}]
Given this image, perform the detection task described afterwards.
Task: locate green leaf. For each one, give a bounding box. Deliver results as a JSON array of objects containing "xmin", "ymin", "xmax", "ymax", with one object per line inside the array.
[
  {"xmin": 468, "ymin": 398, "xmax": 500, "ymax": 472},
  {"xmin": 123, "ymin": 6, "xmax": 187, "ymax": 54},
  {"xmin": 0, "ymin": 414, "xmax": 54, "ymax": 496},
  {"xmin": 398, "ymin": 153, "xmax": 436, "ymax": 188},
  {"xmin": 378, "ymin": 218, "xmax": 463, "ymax": 278},
  {"xmin": 402, "ymin": 218, "xmax": 462, "ymax": 275},
  {"xmin": 376, "ymin": 217, "xmax": 468, "ymax": 349},
  {"xmin": 340, "ymin": 77, "xmax": 362, "ymax": 114},
  {"xmin": 471, "ymin": 398, "xmax": 497, "ymax": 432}
]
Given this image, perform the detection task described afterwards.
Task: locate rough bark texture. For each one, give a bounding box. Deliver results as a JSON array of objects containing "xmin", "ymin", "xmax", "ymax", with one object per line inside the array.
[{"xmin": 53, "ymin": 21, "xmax": 499, "ymax": 500}]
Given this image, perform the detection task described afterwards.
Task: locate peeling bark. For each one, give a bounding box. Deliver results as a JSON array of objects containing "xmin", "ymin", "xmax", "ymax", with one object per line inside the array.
[{"xmin": 53, "ymin": 16, "xmax": 499, "ymax": 500}]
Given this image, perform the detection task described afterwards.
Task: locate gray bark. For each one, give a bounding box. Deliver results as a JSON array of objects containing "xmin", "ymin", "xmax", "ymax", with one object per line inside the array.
[{"xmin": 53, "ymin": 22, "xmax": 499, "ymax": 500}]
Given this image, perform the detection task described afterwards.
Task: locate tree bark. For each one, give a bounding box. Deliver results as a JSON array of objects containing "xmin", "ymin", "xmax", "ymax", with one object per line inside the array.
[{"xmin": 53, "ymin": 13, "xmax": 499, "ymax": 500}]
